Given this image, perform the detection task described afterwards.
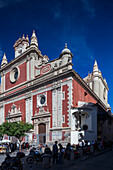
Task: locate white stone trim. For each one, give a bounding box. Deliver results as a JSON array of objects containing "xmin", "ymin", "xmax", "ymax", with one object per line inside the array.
[
  {"xmin": 57, "ymin": 88, "xmax": 62, "ymax": 127},
  {"xmin": 67, "ymin": 78, "xmax": 73, "ymax": 127},
  {"xmin": 50, "ymin": 127, "xmax": 71, "ymax": 131},
  {"xmin": 0, "ymin": 106, "xmax": 4, "ymax": 124},
  {"xmin": 37, "ymin": 92, "xmax": 47, "ymax": 108},
  {"xmin": 52, "ymin": 89, "xmax": 57, "ymax": 127},
  {"xmin": 10, "ymin": 67, "xmax": 20, "ymax": 83},
  {"xmin": 27, "ymin": 60, "xmax": 30, "ymax": 81},
  {"xmin": 26, "ymin": 97, "xmax": 32, "ymax": 124},
  {"xmin": 4, "ymin": 59, "xmax": 27, "ymax": 74},
  {"xmin": 30, "ymin": 57, "xmax": 33, "ymax": 80},
  {"xmin": 4, "ymin": 86, "xmax": 52, "ymax": 105},
  {"xmin": 3, "ymin": 74, "xmax": 5, "ymax": 92},
  {"xmin": 62, "ymin": 91, "xmax": 65, "ymax": 100}
]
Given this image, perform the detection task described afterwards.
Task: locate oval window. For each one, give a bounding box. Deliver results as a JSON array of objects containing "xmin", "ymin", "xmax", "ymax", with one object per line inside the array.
[
  {"xmin": 40, "ymin": 96, "xmax": 46, "ymax": 105},
  {"xmin": 10, "ymin": 67, "xmax": 20, "ymax": 83},
  {"xmin": 14, "ymin": 69, "xmax": 18, "ymax": 80}
]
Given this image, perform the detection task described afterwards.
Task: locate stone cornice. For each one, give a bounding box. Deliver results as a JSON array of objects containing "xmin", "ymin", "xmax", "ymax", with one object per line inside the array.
[
  {"xmin": 50, "ymin": 127, "xmax": 71, "ymax": 131},
  {"xmin": 7, "ymin": 113, "xmax": 22, "ymax": 119},
  {"xmin": 32, "ymin": 107, "xmax": 51, "ymax": 120},
  {"xmin": 0, "ymin": 67, "xmax": 109, "ymax": 112},
  {"xmin": 0, "ymin": 46, "xmax": 41, "ymax": 72}
]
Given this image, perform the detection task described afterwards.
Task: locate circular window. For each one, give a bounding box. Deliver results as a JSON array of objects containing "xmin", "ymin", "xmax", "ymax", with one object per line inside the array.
[
  {"xmin": 40, "ymin": 95, "xmax": 46, "ymax": 105},
  {"xmin": 83, "ymin": 124, "xmax": 88, "ymax": 131},
  {"xmin": 10, "ymin": 67, "xmax": 20, "ymax": 83}
]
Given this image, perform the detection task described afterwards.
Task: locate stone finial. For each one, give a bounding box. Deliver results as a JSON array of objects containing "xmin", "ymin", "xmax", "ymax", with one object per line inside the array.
[
  {"xmin": 94, "ymin": 60, "xmax": 97, "ymax": 66},
  {"xmin": 104, "ymin": 78, "xmax": 107, "ymax": 84},
  {"xmin": 93, "ymin": 60, "xmax": 98, "ymax": 72},
  {"xmin": 65, "ymin": 43, "xmax": 67, "ymax": 49},
  {"xmin": 32, "ymin": 30, "xmax": 36, "ymax": 37},
  {"xmin": 30, "ymin": 30, "xmax": 38, "ymax": 47},
  {"xmin": 1, "ymin": 53, "xmax": 8, "ymax": 67},
  {"xmin": 22, "ymin": 34, "xmax": 25, "ymax": 39},
  {"xmin": 26, "ymin": 35, "xmax": 29, "ymax": 41}
]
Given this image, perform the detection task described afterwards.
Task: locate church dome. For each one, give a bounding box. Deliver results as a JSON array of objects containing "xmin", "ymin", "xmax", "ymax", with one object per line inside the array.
[{"xmin": 60, "ymin": 43, "xmax": 72, "ymax": 58}]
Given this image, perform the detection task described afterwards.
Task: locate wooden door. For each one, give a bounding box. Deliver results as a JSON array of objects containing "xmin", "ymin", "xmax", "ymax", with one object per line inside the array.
[{"xmin": 38, "ymin": 123, "xmax": 46, "ymax": 144}]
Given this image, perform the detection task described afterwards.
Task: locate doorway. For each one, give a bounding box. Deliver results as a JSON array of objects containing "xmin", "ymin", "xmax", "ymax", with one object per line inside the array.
[{"xmin": 38, "ymin": 123, "xmax": 46, "ymax": 144}]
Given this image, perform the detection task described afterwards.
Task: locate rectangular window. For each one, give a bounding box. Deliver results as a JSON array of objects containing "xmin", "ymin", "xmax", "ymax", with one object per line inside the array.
[
  {"xmin": 62, "ymin": 115, "xmax": 65, "ymax": 123},
  {"xmin": 62, "ymin": 92, "xmax": 65, "ymax": 100}
]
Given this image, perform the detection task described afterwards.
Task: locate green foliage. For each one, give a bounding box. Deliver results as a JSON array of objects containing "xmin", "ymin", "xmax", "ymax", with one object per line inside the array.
[
  {"xmin": 0, "ymin": 122, "xmax": 33, "ymax": 141},
  {"xmin": 0, "ymin": 124, "xmax": 5, "ymax": 137}
]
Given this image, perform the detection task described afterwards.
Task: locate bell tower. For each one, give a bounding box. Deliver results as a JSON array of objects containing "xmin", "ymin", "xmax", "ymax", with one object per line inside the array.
[
  {"xmin": 84, "ymin": 60, "xmax": 109, "ymax": 108},
  {"xmin": 13, "ymin": 34, "xmax": 29, "ymax": 58}
]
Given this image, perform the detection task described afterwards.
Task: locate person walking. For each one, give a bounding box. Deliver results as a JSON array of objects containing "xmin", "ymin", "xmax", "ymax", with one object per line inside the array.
[
  {"xmin": 44, "ymin": 145, "xmax": 52, "ymax": 163},
  {"xmin": 45, "ymin": 145, "xmax": 51, "ymax": 155},
  {"xmin": 52, "ymin": 141, "xmax": 58, "ymax": 164},
  {"xmin": 66, "ymin": 143, "xmax": 71, "ymax": 160},
  {"xmin": 58, "ymin": 143, "xmax": 63, "ymax": 164}
]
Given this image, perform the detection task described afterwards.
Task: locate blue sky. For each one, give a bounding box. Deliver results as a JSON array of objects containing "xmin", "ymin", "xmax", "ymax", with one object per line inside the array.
[{"xmin": 0, "ymin": 0, "xmax": 113, "ymax": 111}]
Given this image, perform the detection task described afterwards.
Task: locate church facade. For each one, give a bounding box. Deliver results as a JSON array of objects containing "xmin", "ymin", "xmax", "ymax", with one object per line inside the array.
[{"xmin": 0, "ymin": 31, "xmax": 110, "ymax": 145}]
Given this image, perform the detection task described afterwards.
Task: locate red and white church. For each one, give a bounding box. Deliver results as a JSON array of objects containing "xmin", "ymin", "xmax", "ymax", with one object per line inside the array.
[{"xmin": 0, "ymin": 31, "xmax": 111, "ymax": 145}]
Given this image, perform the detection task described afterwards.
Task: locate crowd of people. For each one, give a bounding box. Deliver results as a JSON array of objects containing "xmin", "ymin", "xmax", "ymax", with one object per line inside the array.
[
  {"xmin": 44, "ymin": 141, "xmax": 71, "ymax": 164},
  {"xmin": 0, "ymin": 139, "xmax": 112, "ymax": 165},
  {"xmin": 0, "ymin": 142, "xmax": 30, "ymax": 153}
]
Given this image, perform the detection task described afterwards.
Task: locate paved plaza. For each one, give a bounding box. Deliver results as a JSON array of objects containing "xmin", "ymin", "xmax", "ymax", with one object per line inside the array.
[{"xmin": 0, "ymin": 149, "xmax": 113, "ymax": 170}]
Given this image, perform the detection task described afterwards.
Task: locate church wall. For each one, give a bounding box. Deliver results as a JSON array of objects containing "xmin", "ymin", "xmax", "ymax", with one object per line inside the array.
[
  {"xmin": 99, "ymin": 77, "xmax": 108, "ymax": 105},
  {"xmin": 0, "ymin": 106, "xmax": 4, "ymax": 124},
  {"xmin": 5, "ymin": 62, "xmax": 27, "ymax": 91},
  {"xmin": 62, "ymin": 85, "xmax": 69, "ymax": 127},
  {"xmin": 5, "ymin": 99, "xmax": 26, "ymax": 122},
  {"xmin": 72, "ymin": 79, "xmax": 97, "ymax": 106},
  {"xmin": 6, "ymin": 85, "xmax": 27, "ymax": 96},
  {"xmin": 5, "ymin": 103, "xmax": 13, "ymax": 120},
  {"xmin": 33, "ymin": 90, "xmax": 52, "ymax": 126}
]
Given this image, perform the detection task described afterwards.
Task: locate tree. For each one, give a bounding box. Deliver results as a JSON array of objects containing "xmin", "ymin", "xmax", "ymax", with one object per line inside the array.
[
  {"xmin": 0, "ymin": 124, "xmax": 5, "ymax": 139},
  {"xmin": 0, "ymin": 121, "xmax": 33, "ymax": 149}
]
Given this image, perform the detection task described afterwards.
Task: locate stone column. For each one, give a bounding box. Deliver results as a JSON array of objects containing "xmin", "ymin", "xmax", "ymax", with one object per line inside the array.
[
  {"xmin": 30, "ymin": 53, "xmax": 35, "ymax": 80},
  {"xmin": 26, "ymin": 55, "xmax": 30, "ymax": 81},
  {"xmin": 46, "ymin": 122, "xmax": 49, "ymax": 143},
  {"xmin": 1, "ymin": 71, "xmax": 5, "ymax": 93},
  {"xmin": 34, "ymin": 120, "xmax": 38, "ymax": 134}
]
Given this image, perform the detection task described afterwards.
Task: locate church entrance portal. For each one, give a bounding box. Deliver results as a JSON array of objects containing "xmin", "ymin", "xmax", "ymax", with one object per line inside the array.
[{"xmin": 38, "ymin": 123, "xmax": 46, "ymax": 144}]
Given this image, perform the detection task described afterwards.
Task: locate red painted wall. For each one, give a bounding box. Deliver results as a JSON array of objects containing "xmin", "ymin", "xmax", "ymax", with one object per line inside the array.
[
  {"xmin": 72, "ymin": 79, "xmax": 97, "ymax": 107},
  {"xmin": 33, "ymin": 90, "xmax": 52, "ymax": 127},
  {"xmin": 5, "ymin": 99, "xmax": 26, "ymax": 122},
  {"xmin": 5, "ymin": 62, "xmax": 27, "ymax": 90}
]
